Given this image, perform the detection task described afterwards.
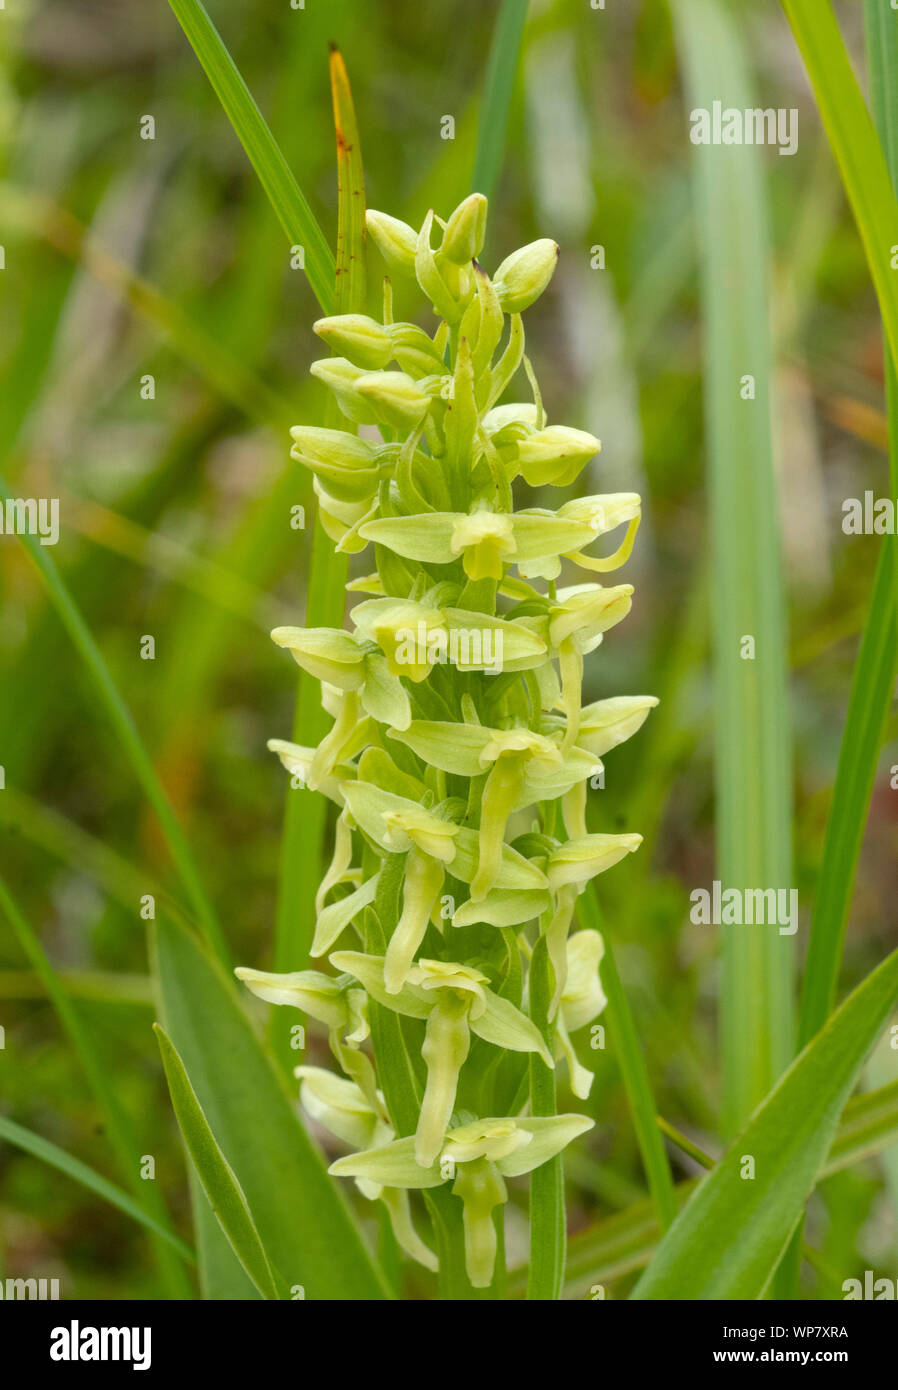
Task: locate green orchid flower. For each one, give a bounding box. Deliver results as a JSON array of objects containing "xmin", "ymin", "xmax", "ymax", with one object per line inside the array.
[
  {"xmin": 271, "ymin": 626, "xmax": 412, "ymax": 731},
  {"xmin": 236, "ymin": 966, "xmax": 377, "ymax": 1110},
  {"xmin": 312, "ymin": 313, "xmax": 395, "ymax": 370},
  {"xmin": 573, "ymin": 694, "xmax": 660, "ymax": 755},
  {"xmin": 289, "ymin": 425, "xmax": 383, "ymax": 503},
  {"xmin": 388, "ymin": 719, "xmax": 599, "ymax": 901},
  {"xmin": 330, "ymin": 952, "xmax": 552, "ymax": 1167},
  {"xmin": 554, "ymin": 931, "xmax": 607, "ymax": 1100},
  {"xmin": 358, "ymin": 503, "xmax": 599, "ymax": 582},
  {"xmin": 295, "ymin": 1065, "xmax": 437, "ymax": 1272},
  {"xmin": 329, "ymin": 1112, "xmax": 592, "ymax": 1287}
]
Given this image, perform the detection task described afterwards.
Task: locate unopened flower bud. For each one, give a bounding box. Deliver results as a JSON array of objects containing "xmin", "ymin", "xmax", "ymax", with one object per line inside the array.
[
  {"xmin": 314, "ymin": 314, "xmax": 394, "ymax": 370},
  {"xmin": 290, "ymin": 426, "xmax": 380, "ymax": 503},
  {"xmin": 517, "ymin": 425, "xmax": 601, "ymax": 488},
  {"xmin": 366, "ymin": 209, "xmax": 418, "ymax": 276},
  {"xmin": 354, "ymin": 369, "xmax": 431, "ymax": 429},
  {"xmin": 493, "ymin": 238, "xmax": 559, "ymax": 313},
  {"xmin": 441, "ymin": 193, "xmax": 488, "ymax": 265},
  {"xmin": 310, "ymin": 357, "xmax": 379, "ymax": 424},
  {"xmin": 390, "ymin": 323, "xmax": 447, "ymax": 377}
]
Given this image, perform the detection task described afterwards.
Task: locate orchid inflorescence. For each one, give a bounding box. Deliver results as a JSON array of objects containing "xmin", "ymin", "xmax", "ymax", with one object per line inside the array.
[{"xmin": 236, "ymin": 193, "xmax": 656, "ymax": 1289}]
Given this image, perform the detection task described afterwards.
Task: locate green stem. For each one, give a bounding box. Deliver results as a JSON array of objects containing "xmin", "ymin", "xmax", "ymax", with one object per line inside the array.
[
  {"xmin": 579, "ymin": 886, "xmax": 677, "ymax": 1231},
  {"xmin": 527, "ymin": 933, "xmax": 564, "ymax": 1299},
  {"xmin": 657, "ymin": 1117, "xmax": 714, "ymax": 1171}
]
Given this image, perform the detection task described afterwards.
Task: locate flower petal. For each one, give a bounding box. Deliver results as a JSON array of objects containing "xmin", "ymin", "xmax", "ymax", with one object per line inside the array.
[
  {"xmin": 311, "ymin": 873, "xmax": 380, "ymax": 958},
  {"xmin": 329, "ymin": 1136, "xmax": 444, "ymax": 1189},
  {"xmin": 494, "ymin": 1114, "xmax": 594, "ymax": 1177},
  {"xmin": 470, "ymin": 990, "xmax": 554, "ymax": 1067},
  {"xmin": 329, "ymin": 951, "xmax": 432, "ymax": 1020}
]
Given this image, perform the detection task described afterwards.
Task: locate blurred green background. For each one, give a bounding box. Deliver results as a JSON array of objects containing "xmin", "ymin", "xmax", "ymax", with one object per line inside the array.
[{"xmin": 1, "ymin": 0, "xmax": 896, "ymax": 1298}]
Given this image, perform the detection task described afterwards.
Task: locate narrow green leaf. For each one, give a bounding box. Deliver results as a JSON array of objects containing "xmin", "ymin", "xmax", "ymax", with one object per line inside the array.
[
  {"xmin": 0, "ymin": 969, "xmax": 152, "ymax": 1006},
  {"xmin": 675, "ymin": 0, "xmax": 793, "ymax": 1134},
  {"xmin": 330, "ymin": 45, "xmax": 367, "ymax": 319},
  {"xmin": 796, "ymin": 0, "xmax": 898, "ymax": 1049},
  {"xmin": 192, "ymin": 1179, "xmax": 261, "ymax": 1300},
  {"xmin": 798, "ymin": 545, "xmax": 896, "ymax": 1044},
  {"xmin": 579, "ymin": 887, "xmax": 677, "ymax": 1232},
  {"xmin": 472, "ymin": 0, "xmax": 529, "ymax": 201},
  {"xmin": 781, "ymin": 0, "xmax": 898, "ymax": 379},
  {"xmin": 0, "ymin": 874, "xmax": 191, "ymax": 1297},
  {"xmin": 0, "ymin": 1115, "xmax": 194, "ymax": 1266},
  {"xmin": 167, "ymin": 0, "xmax": 335, "ymax": 314},
  {"xmin": 867, "ymin": 0, "xmax": 898, "ymax": 184},
  {"xmin": 153, "ymin": 912, "xmax": 390, "ymax": 1299},
  {"xmin": 826, "ymin": 1078, "xmax": 898, "ymax": 1174},
  {"xmin": 631, "ymin": 946, "xmax": 898, "ymax": 1300},
  {"xmin": 779, "ymin": 0, "xmax": 898, "ymax": 1295},
  {"xmin": 154, "ymin": 1024, "xmax": 281, "ymax": 1300}
]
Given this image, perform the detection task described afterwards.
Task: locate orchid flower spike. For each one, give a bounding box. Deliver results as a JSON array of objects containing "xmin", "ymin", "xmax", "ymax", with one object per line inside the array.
[{"xmin": 237, "ymin": 194, "xmax": 652, "ymax": 1291}]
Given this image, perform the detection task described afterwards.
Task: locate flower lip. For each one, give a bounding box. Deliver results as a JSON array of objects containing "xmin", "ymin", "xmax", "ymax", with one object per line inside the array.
[{"xmin": 442, "ymin": 1118, "xmax": 532, "ymax": 1165}]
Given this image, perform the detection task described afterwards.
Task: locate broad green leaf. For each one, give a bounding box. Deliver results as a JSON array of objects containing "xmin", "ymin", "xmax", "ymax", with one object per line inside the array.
[
  {"xmin": 506, "ymin": 1081, "xmax": 898, "ymax": 1297},
  {"xmin": 155, "ymin": 1025, "xmax": 281, "ymax": 1300},
  {"xmin": 153, "ymin": 913, "xmax": 391, "ymax": 1300},
  {"xmin": 631, "ymin": 946, "xmax": 898, "ymax": 1300}
]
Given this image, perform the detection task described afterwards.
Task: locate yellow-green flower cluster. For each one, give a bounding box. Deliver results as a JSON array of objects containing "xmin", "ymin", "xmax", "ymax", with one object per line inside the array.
[{"xmin": 237, "ymin": 194, "xmax": 656, "ymax": 1288}]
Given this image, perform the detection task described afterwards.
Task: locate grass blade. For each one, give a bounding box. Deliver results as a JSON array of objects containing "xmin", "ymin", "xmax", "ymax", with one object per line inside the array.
[
  {"xmin": 781, "ymin": 0, "xmax": 898, "ymax": 379},
  {"xmin": 167, "ymin": 0, "xmax": 335, "ymax": 314},
  {"xmin": 0, "ymin": 874, "xmax": 191, "ymax": 1296},
  {"xmin": 795, "ymin": 2, "xmax": 898, "ymax": 1048},
  {"xmin": 0, "ymin": 1115, "xmax": 194, "ymax": 1265},
  {"xmin": 0, "ymin": 484, "xmax": 229, "ymax": 966},
  {"xmin": 675, "ymin": 0, "xmax": 793, "ymax": 1133},
  {"xmin": 0, "ymin": 970, "xmax": 152, "ymax": 1006},
  {"xmin": 631, "ymin": 946, "xmax": 898, "ymax": 1299},
  {"xmin": 154, "ymin": 1024, "xmax": 281, "ymax": 1300},
  {"xmin": 330, "ymin": 45, "xmax": 368, "ymax": 315},
  {"xmin": 578, "ymin": 887, "xmax": 677, "ymax": 1232},
  {"xmin": 866, "ymin": 0, "xmax": 898, "ymax": 613},
  {"xmin": 798, "ymin": 545, "xmax": 896, "ymax": 1044},
  {"xmin": 472, "ymin": 0, "xmax": 529, "ymax": 200}
]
